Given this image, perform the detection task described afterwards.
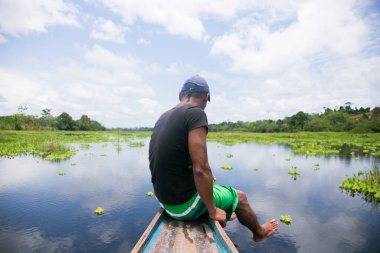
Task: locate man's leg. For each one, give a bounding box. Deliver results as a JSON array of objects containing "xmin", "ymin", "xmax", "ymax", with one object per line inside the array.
[{"xmin": 235, "ymin": 190, "xmax": 279, "ymax": 242}]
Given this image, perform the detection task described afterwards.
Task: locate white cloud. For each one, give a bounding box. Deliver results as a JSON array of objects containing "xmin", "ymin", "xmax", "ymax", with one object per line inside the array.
[
  {"xmin": 0, "ymin": 34, "xmax": 7, "ymax": 44},
  {"xmin": 211, "ymin": 0, "xmax": 369, "ymax": 75},
  {"xmin": 90, "ymin": 18, "xmax": 126, "ymax": 43},
  {"xmin": 205, "ymin": 0, "xmax": 380, "ymax": 122},
  {"xmin": 137, "ymin": 38, "xmax": 151, "ymax": 46},
  {"xmin": 0, "ymin": 45, "xmax": 166, "ymax": 127},
  {"xmin": 0, "ymin": 0, "xmax": 79, "ymax": 38},
  {"xmin": 95, "ymin": 0, "xmax": 247, "ymax": 41}
]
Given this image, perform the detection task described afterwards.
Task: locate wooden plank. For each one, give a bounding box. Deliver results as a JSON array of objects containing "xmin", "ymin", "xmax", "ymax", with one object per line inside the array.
[
  {"xmin": 212, "ymin": 220, "xmax": 239, "ymax": 253},
  {"xmin": 132, "ymin": 209, "xmax": 239, "ymax": 253},
  {"xmin": 131, "ymin": 209, "xmax": 164, "ymax": 253}
]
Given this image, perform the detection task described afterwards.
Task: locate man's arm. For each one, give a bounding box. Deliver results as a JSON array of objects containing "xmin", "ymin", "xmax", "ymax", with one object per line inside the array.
[{"xmin": 188, "ymin": 127, "xmax": 226, "ymax": 226}]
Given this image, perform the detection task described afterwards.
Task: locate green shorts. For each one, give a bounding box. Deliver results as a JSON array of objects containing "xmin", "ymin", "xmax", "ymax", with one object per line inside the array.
[{"xmin": 159, "ymin": 184, "xmax": 238, "ymax": 221}]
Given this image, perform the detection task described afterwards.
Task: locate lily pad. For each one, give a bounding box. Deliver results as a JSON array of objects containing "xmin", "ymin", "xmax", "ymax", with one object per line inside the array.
[
  {"xmin": 58, "ymin": 171, "xmax": 66, "ymax": 176},
  {"xmin": 146, "ymin": 192, "xmax": 154, "ymax": 197},
  {"xmin": 220, "ymin": 165, "xmax": 233, "ymax": 170},
  {"xmin": 94, "ymin": 207, "xmax": 104, "ymax": 215},
  {"xmin": 226, "ymin": 153, "xmax": 234, "ymax": 158},
  {"xmin": 280, "ymin": 215, "xmax": 292, "ymax": 224}
]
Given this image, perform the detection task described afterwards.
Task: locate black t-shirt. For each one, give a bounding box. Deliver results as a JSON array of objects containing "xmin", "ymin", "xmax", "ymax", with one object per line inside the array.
[{"xmin": 149, "ymin": 104, "xmax": 208, "ymax": 205}]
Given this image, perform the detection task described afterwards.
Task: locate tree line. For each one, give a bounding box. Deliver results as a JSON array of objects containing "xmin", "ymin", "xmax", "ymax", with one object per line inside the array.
[
  {"xmin": 209, "ymin": 104, "xmax": 380, "ymax": 133},
  {"xmin": 0, "ymin": 108, "xmax": 106, "ymax": 131},
  {"xmin": 1, "ymin": 103, "xmax": 379, "ymax": 132}
]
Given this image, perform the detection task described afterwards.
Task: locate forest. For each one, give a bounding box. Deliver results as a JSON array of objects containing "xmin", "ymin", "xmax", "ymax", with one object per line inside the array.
[
  {"xmin": 0, "ymin": 103, "xmax": 379, "ymax": 132},
  {"xmin": 0, "ymin": 107, "xmax": 105, "ymax": 131},
  {"xmin": 209, "ymin": 104, "xmax": 380, "ymax": 133}
]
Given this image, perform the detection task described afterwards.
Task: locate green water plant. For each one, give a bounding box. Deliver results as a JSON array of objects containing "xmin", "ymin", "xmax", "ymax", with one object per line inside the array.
[
  {"xmin": 58, "ymin": 171, "xmax": 66, "ymax": 175},
  {"xmin": 70, "ymin": 162, "xmax": 76, "ymax": 166},
  {"xmin": 146, "ymin": 192, "xmax": 154, "ymax": 197},
  {"xmin": 80, "ymin": 143, "xmax": 92, "ymax": 149},
  {"xmin": 226, "ymin": 153, "xmax": 233, "ymax": 158},
  {"xmin": 220, "ymin": 165, "xmax": 233, "ymax": 170},
  {"xmin": 288, "ymin": 166, "xmax": 300, "ymax": 175},
  {"xmin": 114, "ymin": 143, "xmax": 122, "ymax": 152},
  {"xmin": 285, "ymin": 157, "xmax": 291, "ymax": 161},
  {"xmin": 280, "ymin": 215, "xmax": 292, "ymax": 224},
  {"xmin": 129, "ymin": 141, "xmax": 145, "ymax": 147},
  {"xmin": 0, "ymin": 130, "xmax": 151, "ymax": 161},
  {"xmin": 207, "ymin": 132, "xmax": 380, "ymax": 157},
  {"xmin": 94, "ymin": 207, "xmax": 104, "ymax": 215},
  {"xmin": 339, "ymin": 167, "xmax": 380, "ymax": 201}
]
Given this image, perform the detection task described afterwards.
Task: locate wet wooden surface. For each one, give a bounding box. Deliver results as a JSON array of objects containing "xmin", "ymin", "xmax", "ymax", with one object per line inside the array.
[{"xmin": 132, "ymin": 209, "xmax": 238, "ymax": 253}]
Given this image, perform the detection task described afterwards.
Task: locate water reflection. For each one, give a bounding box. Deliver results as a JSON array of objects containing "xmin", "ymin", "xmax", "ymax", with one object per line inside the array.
[{"xmin": 0, "ymin": 139, "xmax": 379, "ymax": 253}]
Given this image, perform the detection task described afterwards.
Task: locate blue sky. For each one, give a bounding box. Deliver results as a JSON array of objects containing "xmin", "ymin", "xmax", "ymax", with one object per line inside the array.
[{"xmin": 0, "ymin": 0, "xmax": 379, "ymax": 128}]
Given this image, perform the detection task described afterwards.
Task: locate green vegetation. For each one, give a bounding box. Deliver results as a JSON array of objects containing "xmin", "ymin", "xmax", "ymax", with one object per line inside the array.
[
  {"xmin": 226, "ymin": 153, "xmax": 234, "ymax": 158},
  {"xmin": 0, "ymin": 108, "xmax": 105, "ymax": 131},
  {"xmin": 146, "ymin": 192, "xmax": 154, "ymax": 197},
  {"xmin": 0, "ymin": 131, "xmax": 150, "ymax": 161},
  {"xmin": 207, "ymin": 132, "xmax": 380, "ymax": 157},
  {"xmin": 128, "ymin": 141, "xmax": 145, "ymax": 147},
  {"xmin": 220, "ymin": 165, "xmax": 233, "ymax": 170},
  {"xmin": 58, "ymin": 171, "xmax": 66, "ymax": 176},
  {"xmin": 339, "ymin": 166, "xmax": 380, "ymax": 201},
  {"xmin": 288, "ymin": 166, "xmax": 300, "ymax": 175},
  {"xmin": 280, "ymin": 215, "xmax": 292, "ymax": 225},
  {"xmin": 80, "ymin": 143, "xmax": 92, "ymax": 149},
  {"xmin": 94, "ymin": 207, "xmax": 104, "ymax": 215},
  {"xmin": 209, "ymin": 104, "xmax": 380, "ymax": 133}
]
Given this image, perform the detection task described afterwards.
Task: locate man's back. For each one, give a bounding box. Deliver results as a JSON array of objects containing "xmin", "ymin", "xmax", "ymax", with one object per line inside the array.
[{"xmin": 149, "ymin": 104, "xmax": 208, "ymax": 205}]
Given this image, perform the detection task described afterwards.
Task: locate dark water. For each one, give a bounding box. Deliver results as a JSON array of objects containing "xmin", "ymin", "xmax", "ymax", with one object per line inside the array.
[{"xmin": 0, "ymin": 140, "xmax": 379, "ymax": 253}]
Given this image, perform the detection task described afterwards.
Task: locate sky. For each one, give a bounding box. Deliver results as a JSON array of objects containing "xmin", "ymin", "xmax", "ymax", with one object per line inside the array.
[{"xmin": 0, "ymin": 0, "xmax": 379, "ymax": 128}]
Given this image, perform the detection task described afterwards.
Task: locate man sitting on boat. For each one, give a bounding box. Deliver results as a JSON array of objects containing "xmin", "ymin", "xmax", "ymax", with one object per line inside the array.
[{"xmin": 149, "ymin": 75, "xmax": 279, "ymax": 242}]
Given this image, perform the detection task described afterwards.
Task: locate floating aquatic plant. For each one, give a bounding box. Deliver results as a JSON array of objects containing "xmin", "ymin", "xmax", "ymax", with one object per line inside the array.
[
  {"xmin": 146, "ymin": 192, "xmax": 154, "ymax": 197},
  {"xmin": 129, "ymin": 141, "xmax": 145, "ymax": 147},
  {"xmin": 314, "ymin": 163, "xmax": 320, "ymax": 170},
  {"xmin": 288, "ymin": 166, "xmax": 300, "ymax": 175},
  {"xmin": 58, "ymin": 171, "xmax": 66, "ymax": 175},
  {"xmin": 284, "ymin": 158, "xmax": 291, "ymax": 161},
  {"xmin": 114, "ymin": 143, "xmax": 122, "ymax": 152},
  {"xmin": 100, "ymin": 154, "xmax": 107, "ymax": 156},
  {"xmin": 80, "ymin": 143, "xmax": 92, "ymax": 149},
  {"xmin": 94, "ymin": 207, "xmax": 104, "ymax": 215},
  {"xmin": 206, "ymin": 132, "xmax": 380, "ymax": 157},
  {"xmin": 226, "ymin": 153, "xmax": 233, "ymax": 158},
  {"xmin": 220, "ymin": 165, "xmax": 233, "ymax": 170},
  {"xmin": 0, "ymin": 130, "xmax": 151, "ymax": 161},
  {"xmin": 339, "ymin": 168, "xmax": 380, "ymax": 201},
  {"xmin": 252, "ymin": 166, "xmax": 259, "ymax": 171},
  {"xmin": 280, "ymin": 215, "xmax": 292, "ymax": 224},
  {"xmin": 70, "ymin": 163, "xmax": 76, "ymax": 166}
]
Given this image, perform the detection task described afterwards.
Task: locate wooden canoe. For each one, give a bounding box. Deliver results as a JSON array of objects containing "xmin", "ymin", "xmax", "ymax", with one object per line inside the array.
[{"xmin": 131, "ymin": 209, "xmax": 238, "ymax": 253}]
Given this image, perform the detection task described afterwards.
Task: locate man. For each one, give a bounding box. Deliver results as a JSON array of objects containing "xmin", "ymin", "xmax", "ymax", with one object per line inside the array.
[{"xmin": 149, "ymin": 75, "xmax": 279, "ymax": 241}]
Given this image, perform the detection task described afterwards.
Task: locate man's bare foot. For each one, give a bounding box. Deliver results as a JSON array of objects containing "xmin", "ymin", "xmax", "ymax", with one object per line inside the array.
[
  {"xmin": 253, "ymin": 219, "xmax": 279, "ymax": 242},
  {"xmin": 229, "ymin": 212, "xmax": 237, "ymax": 221}
]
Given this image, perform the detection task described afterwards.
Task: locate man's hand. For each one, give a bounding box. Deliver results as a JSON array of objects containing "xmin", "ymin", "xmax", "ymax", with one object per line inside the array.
[{"xmin": 209, "ymin": 207, "xmax": 227, "ymax": 227}]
